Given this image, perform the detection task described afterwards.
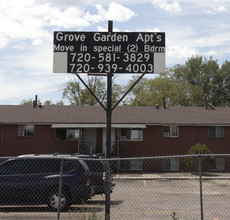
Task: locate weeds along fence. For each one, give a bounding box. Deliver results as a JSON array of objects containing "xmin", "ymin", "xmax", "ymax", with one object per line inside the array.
[{"xmin": 0, "ymin": 154, "xmax": 230, "ymax": 220}]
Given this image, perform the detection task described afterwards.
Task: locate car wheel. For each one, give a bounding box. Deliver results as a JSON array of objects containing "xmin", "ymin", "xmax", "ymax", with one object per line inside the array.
[{"xmin": 48, "ymin": 190, "xmax": 71, "ymax": 212}]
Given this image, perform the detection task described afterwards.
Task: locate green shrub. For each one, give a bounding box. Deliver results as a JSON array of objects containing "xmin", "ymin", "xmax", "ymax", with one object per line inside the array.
[{"xmin": 185, "ymin": 143, "xmax": 215, "ymax": 171}]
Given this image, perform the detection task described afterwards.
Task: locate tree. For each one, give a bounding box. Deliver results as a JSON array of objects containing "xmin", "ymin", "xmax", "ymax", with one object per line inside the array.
[
  {"xmin": 43, "ymin": 100, "xmax": 64, "ymax": 106},
  {"xmin": 126, "ymin": 56, "xmax": 230, "ymax": 107},
  {"xmin": 169, "ymin": 56, "xmax": 221, "ymax": 106},
  {"xmin": 126, "ymin": 74, "xmax": 204, "ymax": 106},
  {"xmin": 62, "ymin": 76, "xmax": 105, "ymax": 105},
  {"xmin": 62, "ymin": 76, "xmax": 123, "ymax": 106},
  {"xmin": 212, "ymin": 60, "xmax": 230, "ymax": 106},
  {"xmin": 21, "ymin": 98, "xmax": 37, "ymax": 106},
  {"xmin": 21, "ymin": 98, "xmax": 64, "ymax": 106},
  {"xmin": 124, "ymin": 75, "xmax": 150, "ymax": 105}
]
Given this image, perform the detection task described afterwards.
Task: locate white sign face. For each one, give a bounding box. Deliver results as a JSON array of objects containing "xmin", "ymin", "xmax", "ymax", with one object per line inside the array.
[
  {"xmin": 53, "ymin": 52, "xmax": 68, "ymax": 73},
  {"xmin": 53, "ymin": 32, "xmax": 165, "ymax": 74}
]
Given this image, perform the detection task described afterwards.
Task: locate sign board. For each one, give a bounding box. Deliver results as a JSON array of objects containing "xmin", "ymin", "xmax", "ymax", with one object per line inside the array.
[{"xmin": 53, "ymin": 32, "xmax": 165, "ymax": 74}]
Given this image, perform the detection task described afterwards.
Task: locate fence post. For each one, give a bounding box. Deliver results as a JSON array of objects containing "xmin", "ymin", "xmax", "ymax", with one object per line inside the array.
[
  {"xmin": 105, "ymin": 160, "xmax": 111, "ymax": 220},
  {"xmin": 198, "ymin": 154, "xmax": 204, "ymax": 220},
  {"xmin": 57, "ymin": 158, "xmax": 64, "ymax": 220}
]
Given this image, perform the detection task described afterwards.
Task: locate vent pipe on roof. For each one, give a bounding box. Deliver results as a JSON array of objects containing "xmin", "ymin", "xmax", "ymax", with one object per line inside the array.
[
  {"xmin": 33, "ymin": 95, "xmax": 38, "ymax": 108},
  {"xmin": 210, "ymin": 104, "xmax": 215, "ymax": 110},
  {"xmin": 163, "ymin": 97, "xmax": 166, "ymax": 109},
  {"xmin": 204, "ymin": 96, "xmax": 208, "ymax": 110}
]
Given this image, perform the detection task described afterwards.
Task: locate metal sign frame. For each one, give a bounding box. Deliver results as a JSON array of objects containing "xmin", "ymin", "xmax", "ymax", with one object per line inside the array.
[{"xmin": 53, "ymin": 21, "xmax": 166, "ymax": 220}]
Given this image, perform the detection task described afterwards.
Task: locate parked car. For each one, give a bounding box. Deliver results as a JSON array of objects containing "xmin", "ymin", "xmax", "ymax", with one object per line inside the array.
[
  {"xmin": 0, "ymin": 155, "xmax": 94, "ymax": 211},
  {"xmin": 74, "ymin": 154, "xmax": 115, "ymax": 195},
  {"xmin": 24, "ymin": 153, "xmax": 116, "ymax": 195}
]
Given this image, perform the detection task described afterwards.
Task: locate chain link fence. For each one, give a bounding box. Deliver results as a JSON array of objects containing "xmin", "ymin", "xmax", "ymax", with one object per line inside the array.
[{"xmin": 0, "ymin": 154, "xmax": 230, "ymax": 219}]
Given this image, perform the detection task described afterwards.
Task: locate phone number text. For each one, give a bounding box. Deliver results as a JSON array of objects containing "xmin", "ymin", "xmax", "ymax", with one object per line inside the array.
[{"xmin": 68, "ymin": 52, "xmax": 154, "ymax": 73}]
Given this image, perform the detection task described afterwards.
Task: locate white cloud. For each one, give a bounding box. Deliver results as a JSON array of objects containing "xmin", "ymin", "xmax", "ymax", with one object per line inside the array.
[
  {"xmin": 105, "ymin": 2, "xmax": 137, "ymax": 21},
  {"xmin": 0, "ymin": 0, "xmax": 35, "ymax": 8},
  {"xmin": 0, "ymin": 37, "xmax": 9, "ymax": 49},
  {"xmin": 0, "ymin": 73, "xmax": 66, "ymax": 104},
  {"xmin": 0, "ymin": 1, "xmax": 137, "ymax": 49},
  {"xmin": 195, "ymin": 32, "xmax": 230, "ymax": 47},
  {"xmin": 48, "ymin": 7, "xmax": 90, "ymax": 28},
  {"xmin": 96, "ymin": 26, "xmax": 120, "ymax": 32},
  {"xmin": 85, "ymin": 2, "xmax": 137, "ymax": 23},
  {"xmin": 83, "ymin": 5, "xmax": 105, "ymax": 23},
  {"xmin": 206, "ymin": 50, "xmax": 217, "ymax": 56},
  {"xmin": 207, "ymin": 5, "xmax": 229, "ymax": 14},
  {"xmin": 150, "ymin": 0, "xmax": 182, "ymax": 13},
  {"xmin": 182, "ymin": 0, "xmax": 230, "ymax": 15},
  {"xmin": 167, "ymin": 44, "xmax": 199, "ymax": 65},
  {"xmin": 0, "ymin": 2, "xmax": 51, "ymax": 49},
  {"xmin": 96, "ymin": 26, "xmax": 108, "ymax": 32},
  {"xmin": 35, "ymin": 0, "xmax": 90, "ymax": 8},
  {"xmin": 32, "ymin": 39, "xmax": 43, "ymax": 46},
  {"xmin": 0, "ymin": 43, "xmax": 69, "ymax": 104},
  {"xmin": 148, "ymin": 0, "xmax": 230, "ymax": 15}
]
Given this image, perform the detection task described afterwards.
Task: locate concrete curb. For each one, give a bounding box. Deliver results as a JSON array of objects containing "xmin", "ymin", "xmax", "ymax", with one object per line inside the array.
[{"xmin": 113, "ymin": 173, "xmax": 230, "ymax": 180}]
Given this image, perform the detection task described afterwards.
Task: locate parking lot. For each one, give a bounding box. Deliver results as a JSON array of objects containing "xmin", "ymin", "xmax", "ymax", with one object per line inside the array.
[
  {"xmin": 1, "ymin": 176, "xmax": 230, "ymax": 220},
  {"xmin": 110, "ymin": 177, "xmax": 230, "ymax": 220}
]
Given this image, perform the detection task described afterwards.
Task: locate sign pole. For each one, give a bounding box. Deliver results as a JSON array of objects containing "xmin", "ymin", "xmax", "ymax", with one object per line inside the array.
[
  {"xmin": 105, "ymin": 20, "xmax": 113, "ymax": 220},
  {"xmin": 106, "ymin": 20, "xmax": 113, "ymax": 159}
]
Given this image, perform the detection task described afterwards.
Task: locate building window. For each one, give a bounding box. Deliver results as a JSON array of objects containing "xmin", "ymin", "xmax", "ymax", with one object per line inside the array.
[
  {"xmin": 120, "ymin": 159, "xmax": 143, "ymax": 171},
  {"xmin": 163, "ymin": 158, "xmax": 179, "ymax": 171},
  {"xmin": 209, "ymin": 126, "xmax": 224, "ymax": 138},
  {"xmin": 56, "ymin": 128, "xmax": 79, "ymax": 141},
  {"xmin": 18, "ymin": 125, "xmax": 35, "ymax": 137},
  {"xmin": 163, "ymin": 126, "xmax": 179, "ymax": 137},
  {"xmin": 215, "ymin": 158, "xmax": 225, "ymax": 170},
  {"xmin": 120, "ymin": 128, "xmax": 143, "ymax": 141},
  {"xmin": 130, "ymin": 159, "xmax": 143, "ymax": 171}
]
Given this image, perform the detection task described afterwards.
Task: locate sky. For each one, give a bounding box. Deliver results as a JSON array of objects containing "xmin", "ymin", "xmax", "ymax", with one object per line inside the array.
[{"xmin": 0, "ymin": 0, "xmax": 230, "ymax": 105}]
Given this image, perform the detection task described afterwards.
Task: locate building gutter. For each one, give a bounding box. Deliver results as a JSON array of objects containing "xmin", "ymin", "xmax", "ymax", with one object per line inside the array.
[
  {"xmin": 51, "ymin": 124, "xmax": 147, "ymax": 128},
  {"xmin": 147, "ymin": 123, "xmax": 230, "ymax": 127}
]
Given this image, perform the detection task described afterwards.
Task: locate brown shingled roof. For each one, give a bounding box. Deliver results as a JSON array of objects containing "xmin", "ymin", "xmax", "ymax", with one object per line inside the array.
[{"xmin": 0, "ymin": 105, "xmax": 230, "ymax": 125}]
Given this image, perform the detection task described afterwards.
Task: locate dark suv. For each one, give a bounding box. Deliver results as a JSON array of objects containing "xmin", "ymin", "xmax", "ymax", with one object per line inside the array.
[{"xmin": 0, "ymin": 155, "xmax": 94, "ymax": 211}]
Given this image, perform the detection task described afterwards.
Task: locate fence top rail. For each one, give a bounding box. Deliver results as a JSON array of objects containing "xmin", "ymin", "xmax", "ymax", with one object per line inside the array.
[
  {"xmin": 98, "ymin": 154, "xmax": 230, "ymax": 161},
  {"xmin": 1, "ymin": 154, "xmax": 230, "ymax": 161}
]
